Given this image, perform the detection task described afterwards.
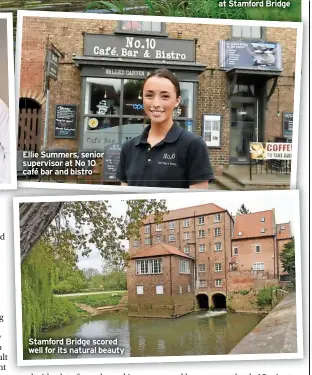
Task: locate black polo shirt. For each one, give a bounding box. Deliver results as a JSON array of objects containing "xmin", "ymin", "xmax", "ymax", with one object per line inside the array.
[{"xmin": 116, "ymin": 122, "xmax": 214, "ymax": 188}]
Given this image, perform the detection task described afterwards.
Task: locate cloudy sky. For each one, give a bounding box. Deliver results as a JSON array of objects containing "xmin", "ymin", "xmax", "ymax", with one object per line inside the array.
[{"xmin": 76, "ymin": 190, "xmax": 299, "ymax": 271}]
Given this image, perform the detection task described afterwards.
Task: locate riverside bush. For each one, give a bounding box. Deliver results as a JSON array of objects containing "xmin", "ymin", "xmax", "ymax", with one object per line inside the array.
[{"xmin": 257, "ymin": 287, "xmax": 275, "ymax": 309}]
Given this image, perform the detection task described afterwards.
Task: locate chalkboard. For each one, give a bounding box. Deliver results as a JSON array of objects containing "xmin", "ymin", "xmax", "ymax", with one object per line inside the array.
[
  {"xmin": 54, "ymin": 104, "xmax": 77, "ymax": 138},
  {"xmin": 103, "ymin": 143, "xmax": 122, "ymax": 181}
]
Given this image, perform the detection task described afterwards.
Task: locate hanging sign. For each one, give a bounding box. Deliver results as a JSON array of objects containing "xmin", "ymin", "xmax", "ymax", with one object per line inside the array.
[{"xmin": 282, "ymin": 112, "xmax": 293, "ymax": 138}]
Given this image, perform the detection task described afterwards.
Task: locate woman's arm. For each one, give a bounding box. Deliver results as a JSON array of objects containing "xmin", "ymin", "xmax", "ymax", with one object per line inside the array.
[{"xmin": 189, "ymin": 181, "xmax": 209, "ymax": 189}]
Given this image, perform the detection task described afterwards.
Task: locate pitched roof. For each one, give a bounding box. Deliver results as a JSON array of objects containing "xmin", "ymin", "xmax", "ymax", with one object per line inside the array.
[
  {"xmin": 130, "ymin": 243, "xmax": 194, "ymax": 260},
  {"xmin": 276, "ymin": 223, "xmax": 292, "ymax": 240},
  {"xmin": 143, "ymin": 203, "xmax": 227, "ymax": 224},
  {"xmin": 233, "ymin": 210, "xmax": 275, "ymax": 239}
]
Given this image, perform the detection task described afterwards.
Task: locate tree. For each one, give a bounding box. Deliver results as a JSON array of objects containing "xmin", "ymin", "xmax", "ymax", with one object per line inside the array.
[
  {"xmin": 279, "ymin": 239, "xmax": 295, "ymax": 285},
  {"xmin": 20, "ymin": 199, "xmax": 168, "ymax": 265},
  {"xmin": 82, "ymin": 267, "xmax": 100, "ymax": 280},
  {"xmin": 236, "ymin": 204, "xmax": 250, "ymax": 215}
]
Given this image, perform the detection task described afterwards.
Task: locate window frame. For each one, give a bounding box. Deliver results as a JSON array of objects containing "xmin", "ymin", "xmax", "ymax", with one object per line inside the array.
[
  {"xmin": 155, "ymin": 224, "xmax": 162, "ymax": 232},
  {"xmin": 198, "ymin": 229, "xmax": 206, "ymax": 238},
  {"xmin": 184, "ymin": 232, "xmax": 190, "ymax": 240},
  {"xmin": 252, "ymin": 262, "xmax": 265, "ymax": 271},
  {"xmin": 145, "ymin": 237, "xmax": 151, "ymax": 245},
  {"xmin": 133, "ymin": 239, "xmax": 140, "ymax": 247},
  {"xmin": 214, "ymin": 263, "xmax": 222, "ymax": 272},
  {"xmin": 179, "ymin": 259, "xmax": 191, "ymax": 274},
  {"xmin": 215, "ymin": 279, "xmax": 222, "ymax": 287},
  {"xmin": 261, "ymin": 228, "xmax": 265, "ymax": 233},
  {"xmin": 168, "ymin": 234, "xmax": 176, "ymax": 242},
  {"xmin": 155, "ymin": 235, "xmax": 161, "ymax": 244},
  {"xmin": 136, "ymin": 258, "xmax": 163, "ymax": 275},
  {"xmin": 231, "ymin": 25, "xmax": 265, "ymax": 41},
  {"xmin": 214, "ymin": 213, "xmax": 221, "ymax": 223},
  {"xmin": 156, "ymin": 285, "xmax": 164, "ymax": 295},
  {"xmin": 255, "ymin": 244, "xmax": 261, "ymax": 253},
  {"xmin": 183, "ymin": 246, "xmax": 190, "ymax": 254},
  {"xmin": 233, "ymin": 246, "xmax": 239, "ymax": 255},
  {"xmin": 199, "ymin": 244, "xmax": 206, "ymax": 253},
  {"xmin": 116, "ymin": 20, "xmax": 167, "ymax": 36},
  {"xmin": 169, "ymin": 221, "xmax": 175, "ymax": 230},
  {"xmin": 214, "ymin": 227, "xmax": 221, "ymax": 237},
  {"xmin": 198, "ymin": 216, "xmax": 205, "ymax": 225},
  {"xmin": 198, "ymin": 264, "xmax": 206, "ymax": 272},
  {"xmin": 199, "ymin": 280, "xmax": 207, "ymax": 287},
  {"xmin": 145, "ymin": 225, "xmax": 151, "ymax": 234},
  {"xmin": 215, "ymin": 242, "xmax": 222, "ymax": 251},
  {"xmin": 136, "ymin": 285, "xmax": 144, "ymax": 295},
  {"xmin": 183, "ymin": 218, "xmax": 190, "ymax": 228}
]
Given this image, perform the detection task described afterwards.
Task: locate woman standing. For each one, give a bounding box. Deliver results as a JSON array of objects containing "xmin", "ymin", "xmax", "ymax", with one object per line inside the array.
[
  {"xmin": 116, "ymin": 68, "xmax": 214, "ymax": 189},
  {"xmin": 0, "ymin": 98, "xmax": 10, "ymax": 184}
]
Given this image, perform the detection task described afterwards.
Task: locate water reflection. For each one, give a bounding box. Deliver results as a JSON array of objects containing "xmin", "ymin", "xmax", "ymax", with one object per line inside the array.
[{"xmin": 25, "ymin": 311, "xmax": 265, "ymax": 359}]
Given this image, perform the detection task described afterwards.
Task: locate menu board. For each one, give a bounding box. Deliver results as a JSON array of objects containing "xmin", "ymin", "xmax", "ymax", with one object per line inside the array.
[
  {"xmin": 54, "ymin": 104, "xmax": 77, "ymax": 138},
  {"xmin": 103, "ymin": 143, "xmax": 122, "ymax": 181},
  {"xmin": 282, "ymin": 112, "xmax": 293, "ymax": 138}
]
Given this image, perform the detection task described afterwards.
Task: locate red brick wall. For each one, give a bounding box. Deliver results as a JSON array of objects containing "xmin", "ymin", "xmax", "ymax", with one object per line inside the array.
[
  {"xmin": 20, "ymin": 18, "xmax": 297, "ymax": 168},
  {"xmin": 231, "ymin": 237, "xmax": 277, "ymax": 277}
]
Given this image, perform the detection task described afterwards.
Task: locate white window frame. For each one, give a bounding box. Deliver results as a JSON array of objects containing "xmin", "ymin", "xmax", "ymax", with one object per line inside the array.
[
  {"xmin": 136, "ymin": 285, "xmax": 144, "ymax": 295},
  {"xmin": 261, "ymin": 228, "xmax": 265, "ymax": 233},
  {"xmin": 145, "ymin": 237, "xmax": 151, "ymax": 245},
  {"xmin": 198, "ymin": 264, "xmax": 206, "ymax": 272},
  {"xmin": 133, "ymin": 239, "xmax": 140, "ymax": 247},
  {"xmin": 198, "ymin": 230, "xmax": 206, "ymax": 238},
  {"xmin": 280, "ymin": 225, "xmax": 285, "ymax": 230},
  {"xmin": 183, "ymin": 218, "xmax": 190, "ymax": 227},
  {"xmin": 238, "ymin": 231, "xmax": 243, "ymax": 236},
  {"xmin": 169, "ymin": 234, "xmax": 175, "ymax": 242},
  {"xmin": 255, "ymin": 244, "xmax": 261, "ymax": 253},
  {"xmin": 199, "ymin": 244, "xmax": 206, "ymax": 252},
  {"xmin": 169, "ymin": 221, "xmax": 175, "ymax": 230},
  {"xmin": 184, "ymin": 232, "xmax": 190, "ymax": 240},
  {"xmin": 214, "ymin": 263, "xmax": 222, "ymax": 272},
  {"xmin": 261, "ymin": 217, "xmax": 265, "ymax": 222},
  {"xmin": 156, "ymin": 285, "xmax": 164, "ymax": 295},
  {"xmin": 199, "ymin": 280, "xmax": 207, "ymax": 287},
  {"xmin": 215, "ymin": 242, "xmax": 222, "ymax": 251},
  {"xmin": 252, "ymin": 262, "xmax": 265, "ymax": 271},
  {"xmin": 155, "ymin": 235, "xmax": 161, "ymax": 244},
  {"xmin": 214, "ymin": 213, "xmax": 221, "ymax": 223},
  {"xmin": 215, "ymin": 279, "xmax": 222, "ymax": 287},
  {"xmin": 145, "ymin": 225, "xmax": 150, "ymax": 234},
  {"xmin": 155, "ymin": 224, "xmax": 162, "ymax": 232},
  {"xmin": 136, "ymin": 258, "xmax": 163, "ymax": 275},
  {"xmin": 179, "ymin": 259, "xmax": 190, "ymax": 274},
  {"xmin": 198, "ymin": 216, "xmax": 205, "ymax": 225},
  {"xmin": 214, "ymin": 227, "xmax": 221, "ymax": 237},
  {"xmin": 183, "ymin": 246, "xmax": 190, "ymax": 254},
  {"xmin": 233, "ymin": 246, "xmax": 239, "ymax": 255}
]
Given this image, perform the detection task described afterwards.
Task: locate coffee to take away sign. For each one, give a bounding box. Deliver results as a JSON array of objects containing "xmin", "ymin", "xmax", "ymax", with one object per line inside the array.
[{"xmin": 83, "ymin": 34, "xmax": 196, "ymax": 62}]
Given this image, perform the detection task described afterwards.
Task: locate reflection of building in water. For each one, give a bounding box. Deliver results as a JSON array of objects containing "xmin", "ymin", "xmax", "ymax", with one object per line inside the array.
[
  {"xmin": 19, "ymin": 18, "xmax": 297, "ymax": 171},
  {"xmin": 127, "ymin": 203, "xmax": 293, "ymax": 318}
]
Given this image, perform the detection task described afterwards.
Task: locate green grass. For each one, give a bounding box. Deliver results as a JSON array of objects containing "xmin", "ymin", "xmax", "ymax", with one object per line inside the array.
[{"xmin": 65, "ymin": 292, "xmax": 124, "ymax": 307}]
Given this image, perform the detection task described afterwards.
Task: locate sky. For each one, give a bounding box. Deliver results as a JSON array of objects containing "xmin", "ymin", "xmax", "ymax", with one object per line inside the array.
[{"xmin": 76, "ymin": 190, "xmax": 299, "ymax": 272}]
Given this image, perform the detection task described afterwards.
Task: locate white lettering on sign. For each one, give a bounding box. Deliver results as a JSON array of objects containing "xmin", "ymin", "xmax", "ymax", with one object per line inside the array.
[
  {"xmin": 93, "ymin": 46, "xmax": 117, "ymax": 56},
  {"xmin": 155, "ymin": 50, "xmax": 186, "ymax": 60}
]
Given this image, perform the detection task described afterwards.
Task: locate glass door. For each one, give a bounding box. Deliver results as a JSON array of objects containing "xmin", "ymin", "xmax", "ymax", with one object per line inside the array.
[{"xmin": 230, "ymin": 98, "xmax": 258, "ymax": 163}]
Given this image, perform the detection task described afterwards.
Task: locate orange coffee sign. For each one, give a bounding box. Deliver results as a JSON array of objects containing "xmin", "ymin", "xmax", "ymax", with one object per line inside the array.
[{"xmin": 250, "ymin": 142, "xmax": 292, "ymax": 160}]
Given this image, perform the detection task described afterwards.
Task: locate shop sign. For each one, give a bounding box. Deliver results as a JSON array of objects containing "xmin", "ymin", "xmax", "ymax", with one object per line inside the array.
[
  {"xmin": 84, "ymin": 34, "xmax": 195, "ymax": 62},
  {"xmin": 103, "ymin": 143, "xmax": 122, "ymax": 181},
  {"xmin": 250, "ymin": 142, "xmax": 292, "ymax": 160},
  {"xmin": 103, "ymin": 68, "xmax": 150, "ymax": 78},
  {"xmin": 219, "ymin": 40, "xmax": 282, "ymax": 71},
  {"xmin": 202, "ymin": 114, "xmax": 222, "ymax": 148},
  {"xmin": 282, "ymin": 112, "xmax": 293, "ymax": 138},
  {"xmin": 54, "ymin": 104, "xmax": 77, "ymax": 138},
  {"xmin": 46, "ymin": 49, "xmax": 60, "ymax": 80}
]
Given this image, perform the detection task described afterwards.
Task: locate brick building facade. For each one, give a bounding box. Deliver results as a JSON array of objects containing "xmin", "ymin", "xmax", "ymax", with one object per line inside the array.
[
  {"xmin": 18, "ymin": 15, "xmax": 298, "ymax": 180},
  {"xmin": 128, "ymin": 204, "xmax": 293, "ymax": 316}
]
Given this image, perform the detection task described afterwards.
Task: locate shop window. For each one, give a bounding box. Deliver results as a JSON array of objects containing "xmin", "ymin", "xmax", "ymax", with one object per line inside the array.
[
  {"xmin": 118, "ymin": 20, "xmax": 165, "ymax": 35},
  {"xmin": 232, "ymin": 26, "xmax": 264, "ymax": 40},
  {"xmin": 123, "ymin": 79, "xmax": 144, "ymax": 116}
]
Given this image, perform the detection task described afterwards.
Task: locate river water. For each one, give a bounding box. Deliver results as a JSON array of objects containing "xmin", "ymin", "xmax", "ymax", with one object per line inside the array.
[{"xmin": 25, "ymin": 310, "xmax": 265, "ymax": 359}]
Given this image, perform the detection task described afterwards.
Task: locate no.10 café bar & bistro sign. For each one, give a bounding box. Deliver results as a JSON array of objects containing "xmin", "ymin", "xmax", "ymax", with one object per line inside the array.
[{"xmin": 83, "ymin": 34, "xmax": 195, "ymax": 62}]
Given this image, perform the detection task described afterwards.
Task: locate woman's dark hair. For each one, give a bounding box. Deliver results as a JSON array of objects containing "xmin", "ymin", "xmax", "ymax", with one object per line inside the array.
[{"xmin": 142, "ymin": 68, "xmax": 180, "ymax": 97}]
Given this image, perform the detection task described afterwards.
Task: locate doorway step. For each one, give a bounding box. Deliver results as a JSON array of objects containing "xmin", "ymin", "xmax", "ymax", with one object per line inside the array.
[{"xmin": 214, "ymin": 165, "xmax": 290, "ymax": 191}]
